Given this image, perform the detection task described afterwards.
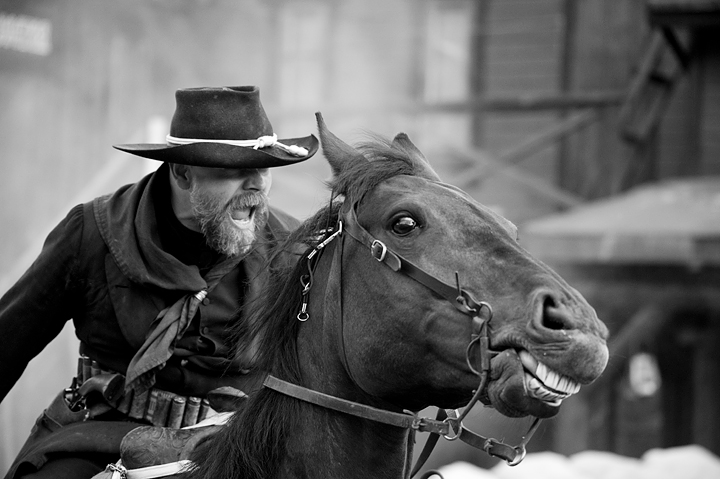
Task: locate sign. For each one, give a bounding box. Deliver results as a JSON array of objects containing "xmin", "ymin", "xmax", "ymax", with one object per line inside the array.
[{"xmin": 0, "ymin": 12, "xmax": 52, "ymax": 56}]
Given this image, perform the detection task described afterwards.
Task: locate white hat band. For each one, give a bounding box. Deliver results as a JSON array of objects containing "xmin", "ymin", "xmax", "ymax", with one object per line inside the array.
[{"xmin": 165, "ymin": 133, "xmax": 308, "ymax": 157}]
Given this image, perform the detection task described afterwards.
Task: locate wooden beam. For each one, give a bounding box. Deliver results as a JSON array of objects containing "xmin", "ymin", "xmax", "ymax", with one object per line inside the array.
[
  {"xmin": 497, "ymin": 109, "xmax": 599, "ymax": 166},
  {"xmin": 446, "ymin": 146, "xmax": 585, "ymax": 208},
  {"xmin": 444, "ymin": 109, "xmax": 599, "ymax": 208},
  {"xmin": 263, "ymin": 90, "xmax": 626, "ymax": 120},
  {"xmin": 420, "ymin": 91, "xmax": 626, "ymax": 113}
]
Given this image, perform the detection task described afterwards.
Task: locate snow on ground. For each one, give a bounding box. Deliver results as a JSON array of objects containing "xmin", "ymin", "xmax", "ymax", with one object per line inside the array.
[{"xmin": 435, "ymin": 445, "xmax": 720, "ymax": 479}]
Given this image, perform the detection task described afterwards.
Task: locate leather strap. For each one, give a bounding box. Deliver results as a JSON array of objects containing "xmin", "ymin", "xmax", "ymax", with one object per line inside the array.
[
  {"xmin": 274, "ymin": 201, "xmax": 540, "ymax": 475},
  {"xmin": 342, "ymin": 204, "xmax": 490, "ymax": 318},
  {"xmin": 409, "ymin": 409, "xmax": 447, "ymax": 478},
  {"xmin": 101, "ymin": 459, "xmax": 193, "ymax": 479},
  {"xmin": 263, "ymin": 375, "xmax": 449, "ymax": 436}
]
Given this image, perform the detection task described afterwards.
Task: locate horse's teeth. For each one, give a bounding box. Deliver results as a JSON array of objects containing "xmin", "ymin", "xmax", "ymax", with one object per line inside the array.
[
  {"xmin": 520, "ymin": 351, "xmax": 581, "ymax": 406},
  {"xmin": 534, "ymin": 358, "xmax": 580, "ymax": 394},
  {"xmin": 524, "ymin": 372, "xmax": 570, "ymax": 405}
]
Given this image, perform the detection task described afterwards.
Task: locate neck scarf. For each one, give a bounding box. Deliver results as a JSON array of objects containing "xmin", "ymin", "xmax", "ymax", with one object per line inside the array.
[{"xmin": 124, "ymin": 253, "xmax": 243, "ymax": 394}]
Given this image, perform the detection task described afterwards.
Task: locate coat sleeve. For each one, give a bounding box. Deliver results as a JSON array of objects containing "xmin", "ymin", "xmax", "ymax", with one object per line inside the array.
[{"xmin": 0, "ymin": 205, "xmax": 85, "ymax": 402}]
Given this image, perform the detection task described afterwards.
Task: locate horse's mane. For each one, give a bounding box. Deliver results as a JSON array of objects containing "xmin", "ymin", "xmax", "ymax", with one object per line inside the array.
[{"xmin": 185, "ymin": 136, "xmax": 430, "ymax": 479}]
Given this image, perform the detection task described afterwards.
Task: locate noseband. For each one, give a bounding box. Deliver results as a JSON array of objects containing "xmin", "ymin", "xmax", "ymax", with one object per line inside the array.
[{"xmin": 264, "ymin": 202, "xmax": 541, "ymax": 475}]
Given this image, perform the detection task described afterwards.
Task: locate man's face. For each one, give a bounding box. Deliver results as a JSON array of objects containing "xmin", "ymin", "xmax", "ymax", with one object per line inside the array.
[{"xmin": 188, "ymin": 166, "xmax": 272, "ymax": 257}]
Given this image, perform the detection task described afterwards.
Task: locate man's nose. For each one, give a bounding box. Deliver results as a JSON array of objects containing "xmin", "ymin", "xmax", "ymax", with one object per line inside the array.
[{"xmin": 240, "ymin": 169, "xmax": 266, "ymax": 191}]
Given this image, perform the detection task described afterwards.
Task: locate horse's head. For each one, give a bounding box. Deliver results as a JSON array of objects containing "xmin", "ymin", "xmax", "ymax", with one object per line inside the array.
[
  {"xmin": 184, "ymin": 116, "xmax": 612, "ymax": 479},
  {"xmin": 313, "ymin": 114, "xmax": 609, "ymax": 419}
]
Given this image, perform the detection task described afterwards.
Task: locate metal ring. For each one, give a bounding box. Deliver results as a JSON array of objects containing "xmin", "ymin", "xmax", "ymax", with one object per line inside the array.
[
  {"xmin": 441, "ymin": 417, "xmax": 462, "ymax": 441},
  {"xmin": 465, "ymin": 335, "xmax": 483, "ymax": 376},
  {"xmin": 477, "ymin": 301, "xmax": 493, "ymax": 321},
  {"xmin": 506, "ymin": 446, "xmax": 527, "ymax": 466}
]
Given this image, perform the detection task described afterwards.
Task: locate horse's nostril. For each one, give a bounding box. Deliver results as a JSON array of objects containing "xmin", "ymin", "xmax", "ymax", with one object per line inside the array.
[{"xmin": 541, "ymin": 296, "xmax": 573, "ymax": 331}]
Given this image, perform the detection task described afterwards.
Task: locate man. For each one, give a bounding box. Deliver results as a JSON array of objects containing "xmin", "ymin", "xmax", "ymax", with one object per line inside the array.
[{"xmin": 0, "ymin": 86, "xmax": 318, "ymax": 479}]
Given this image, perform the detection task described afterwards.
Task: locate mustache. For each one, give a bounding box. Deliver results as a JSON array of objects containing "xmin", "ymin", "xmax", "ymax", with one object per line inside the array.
[{"xmin": 226, "ymin": 191, "xmax": 267, "ymax": 212}]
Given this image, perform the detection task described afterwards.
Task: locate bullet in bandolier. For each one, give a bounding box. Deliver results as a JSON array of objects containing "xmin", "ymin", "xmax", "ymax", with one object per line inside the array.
[
  {"xmin": 152, "ymin": 390, "xmax": 176, "ymax": 427},
  {"xmin": 90, "ymin": 360, "xmax": 101, "ymax": 378},
  {"xmin": 145, "ymin": 390, "xmax": 160, "ymax": 424},
  {"xmin": 182, "ymin": 396, "xmax": 201, "ymax": 427},
  {"xmin": 197, "ymin": 398, "xmax": 212, "ymax": 423},
  {"xmin": 168, "ymin": 397, "xmax": 186, "ymax": 429},
  {"xmin": 81, "ymin": 356, "xmax": 92, "ymax": 384},
  {"xmin": 129, "ymin": 390, "xmax": 149, "ymax": 421},
  {"xmin": 117, "ymin": 389, "xmax": 133, "ymax": 415},
  {"xmin": 76, "ymin": 357, "xmax": 84, "ymax": 385}
]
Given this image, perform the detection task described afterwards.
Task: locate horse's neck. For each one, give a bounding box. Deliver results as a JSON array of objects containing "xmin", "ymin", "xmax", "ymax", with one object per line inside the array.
[
  {"xmin": 279, "ymin": 398, "xmax": 414, "ymax": 479},
  {"xmin": 282, "ymin": 342, "xmax": 415, "ymax": 478},
  {"xmin": 280, "ymin": 255, "xmax": 414, "ymax": 479}
]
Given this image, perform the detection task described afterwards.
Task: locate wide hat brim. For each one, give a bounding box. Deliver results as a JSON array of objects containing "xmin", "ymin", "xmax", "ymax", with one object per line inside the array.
[{"xmin": 113, "ymin": 134, "xmax": 318, "ymax": 169}]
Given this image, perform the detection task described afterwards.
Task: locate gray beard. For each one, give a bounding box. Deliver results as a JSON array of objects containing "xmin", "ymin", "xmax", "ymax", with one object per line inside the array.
[{"xmin": 189, "ymin": 186, "xmax": 269, "ymax": 257}]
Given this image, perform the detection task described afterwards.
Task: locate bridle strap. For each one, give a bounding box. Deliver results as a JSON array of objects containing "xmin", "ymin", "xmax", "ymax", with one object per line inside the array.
[
  {"xmin": 452, "ymin": 413, "xmax": 541, "ymax": 467},
  {"xmin": 339, "ymin": 202, "xmax": 540, "ymax": 469},
  {"xmin": 265, "ymin": 374, "xmax": 537, "ymax": 474},
  {"xmin": 276, "ymin": 201, "xmax": 540, "ymax": 475},
  {"xmin": 264, "ymin": 375, "xmax": 450, "ymax": 436},
  {"xmin": 341, "ymin": 204, "xmax": 488, "ymax": 317}
]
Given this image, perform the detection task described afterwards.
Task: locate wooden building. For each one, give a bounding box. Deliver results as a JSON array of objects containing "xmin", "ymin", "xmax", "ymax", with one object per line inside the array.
[{"xmin": 521, "ymin": 0, "xmax": 720, "ymax": 463}]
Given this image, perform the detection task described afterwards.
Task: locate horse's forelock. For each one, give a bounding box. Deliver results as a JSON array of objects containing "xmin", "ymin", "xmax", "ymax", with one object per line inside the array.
[{"xmin": 330, "ymin": 138, "xmax": 423, "ymax": 205}]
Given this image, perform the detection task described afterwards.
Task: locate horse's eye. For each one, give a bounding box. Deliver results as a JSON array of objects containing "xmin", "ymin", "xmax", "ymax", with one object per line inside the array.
[{"xmin": 392, "ymin": 216, "xmax": 417, "ymax": 235}]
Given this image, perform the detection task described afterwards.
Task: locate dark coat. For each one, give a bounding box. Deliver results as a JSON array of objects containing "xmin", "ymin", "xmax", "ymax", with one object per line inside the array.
[{"xmin": 0, "ymin": 163, "xmax": 302, "ymax": 477}]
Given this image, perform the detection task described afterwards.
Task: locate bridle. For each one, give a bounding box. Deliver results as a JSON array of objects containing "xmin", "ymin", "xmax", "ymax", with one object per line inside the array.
[{"xmin": 263, "ymin": 200, "xmax": 541, "ymax": 477}]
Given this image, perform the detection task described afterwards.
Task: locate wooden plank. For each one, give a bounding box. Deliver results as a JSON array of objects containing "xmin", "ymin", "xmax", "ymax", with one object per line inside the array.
[
  {"xmin": 424, "ymin": 91, "xmax": 626, "ymax": 112},
  {"xmin": 446, "ymin": 146, "xmax": 584, "ymax": 207},
  {"xmin": 496, "ymin": 109, "xmax": 599, "ymax": 165},
  {"xmin": 618, "ymin": 30, "xmax": 686, "ymax": 143}
]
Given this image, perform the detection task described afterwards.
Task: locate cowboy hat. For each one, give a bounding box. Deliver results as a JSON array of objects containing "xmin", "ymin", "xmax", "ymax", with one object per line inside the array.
[{"xmin": 113, "ymin": 86, "xmax": 318, "ymax": 168}]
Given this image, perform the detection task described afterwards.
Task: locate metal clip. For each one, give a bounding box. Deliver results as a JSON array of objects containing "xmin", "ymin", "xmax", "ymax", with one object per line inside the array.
[
  {"xmin": 297, "ymin": 302, "xmax": 309, "ymax": 322},
  {"xmin": 308, "ymin": 221, "xmax": 344, "ymax": 260}
]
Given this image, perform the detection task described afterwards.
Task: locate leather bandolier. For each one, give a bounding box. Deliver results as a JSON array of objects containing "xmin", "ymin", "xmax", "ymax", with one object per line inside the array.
[
  {"xmin": 70, "ymin": 356, "xmax": 215, "ymax": 428},
  {"xmin": 65, "ymin": 355, "xmax": 246, "ymax": 428}
]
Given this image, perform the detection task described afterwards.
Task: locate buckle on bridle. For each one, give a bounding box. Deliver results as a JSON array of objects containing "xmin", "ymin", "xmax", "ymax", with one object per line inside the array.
[{"xmin": 370, "ymin": 240, "xmax": 388, "ymax": 262}]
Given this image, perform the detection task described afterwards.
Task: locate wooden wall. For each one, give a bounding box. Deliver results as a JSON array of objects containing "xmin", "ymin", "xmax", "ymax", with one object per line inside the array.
[{"xmin": 651, "ymin": 28, "xmax": 720, "ymax": 177}]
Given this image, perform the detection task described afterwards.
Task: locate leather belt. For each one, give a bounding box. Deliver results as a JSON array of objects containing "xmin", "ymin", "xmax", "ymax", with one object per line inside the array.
[{"xmin": 73, "ymin": 355, "xmax": 217, "ymax": 428}]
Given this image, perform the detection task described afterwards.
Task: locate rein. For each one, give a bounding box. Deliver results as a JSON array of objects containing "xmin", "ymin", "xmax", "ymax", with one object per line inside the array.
[{"xmin": 266, "ymin": 203, "xmax": 541, "ymax": 476}]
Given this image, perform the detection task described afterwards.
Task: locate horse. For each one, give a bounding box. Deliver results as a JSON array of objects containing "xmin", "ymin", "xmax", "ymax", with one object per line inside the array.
[{"xmin": 181, "ymin": 114, "xmax": 609, "ymax": 479}]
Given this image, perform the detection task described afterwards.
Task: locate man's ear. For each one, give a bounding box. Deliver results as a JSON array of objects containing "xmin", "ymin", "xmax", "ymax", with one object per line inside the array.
[{"xmin": 168, "ymin": 163, "xmax": 193, "ymax": 190}]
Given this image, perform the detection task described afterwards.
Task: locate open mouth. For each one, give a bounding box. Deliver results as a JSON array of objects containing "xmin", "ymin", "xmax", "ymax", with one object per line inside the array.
[
  {"xmin": 230, "ymin": 207, "xmax": 255, "ymax": 227},
  {"xmin": 518, "ymin": 350, "xmax": 580, "ymax": 407}
]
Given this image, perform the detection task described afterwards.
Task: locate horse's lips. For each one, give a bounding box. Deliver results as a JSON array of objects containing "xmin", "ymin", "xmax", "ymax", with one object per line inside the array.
[{"xmin": 518, "ymin": 350, "xmax": 580, "ymax": 406}]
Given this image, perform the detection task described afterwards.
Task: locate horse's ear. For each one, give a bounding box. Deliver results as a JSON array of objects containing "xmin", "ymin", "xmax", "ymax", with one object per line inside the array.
[
  {"xmin": 316, "ymin": 112, "xmax": 368, "ymax": 177},
  {"xmin": 392, "ymin": 132, "xmax": 441, "ymax": 181}
]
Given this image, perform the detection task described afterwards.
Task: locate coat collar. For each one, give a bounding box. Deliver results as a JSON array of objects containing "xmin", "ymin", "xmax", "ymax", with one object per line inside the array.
[{"xmin": 93, "ymin": 163, "xmax": 291, "ymax": 291}]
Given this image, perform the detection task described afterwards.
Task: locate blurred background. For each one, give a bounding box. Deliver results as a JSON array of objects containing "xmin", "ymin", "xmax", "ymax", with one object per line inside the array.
[{"xmin": 1, "ymin": 0, "xmax": 719, "ymax": 476}]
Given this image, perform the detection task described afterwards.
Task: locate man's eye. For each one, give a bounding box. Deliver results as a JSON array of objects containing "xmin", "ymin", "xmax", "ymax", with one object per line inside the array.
[{"xmin": 392, "ymin": 216, "xmax": 417, "ymax": 235}]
